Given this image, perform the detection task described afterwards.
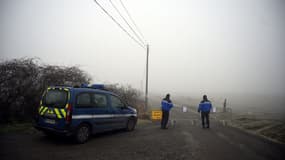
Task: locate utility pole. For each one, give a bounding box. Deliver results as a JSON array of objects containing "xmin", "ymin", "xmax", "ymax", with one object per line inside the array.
[{"xmin": 145, "ymin": 44, "xmax": 149, "ymax": 111}]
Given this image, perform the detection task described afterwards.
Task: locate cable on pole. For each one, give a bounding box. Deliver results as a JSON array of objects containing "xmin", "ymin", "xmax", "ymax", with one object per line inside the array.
[
  {"xmin": 119, "ymin": 0, "xmax": 147, "ymax": 44},
  {"xmin": 94, "ymin": 0, "xmax": 146, "ymax": 49},
  {"xmin": 109, "ymin": 0, "xmax": 146, "ymax": 46}
]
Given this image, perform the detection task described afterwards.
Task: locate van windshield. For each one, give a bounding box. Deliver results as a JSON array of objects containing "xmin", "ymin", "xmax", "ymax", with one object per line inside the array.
[{"xmin": 43, "ymin": 90, "xmax": 68, "ymax": 108}]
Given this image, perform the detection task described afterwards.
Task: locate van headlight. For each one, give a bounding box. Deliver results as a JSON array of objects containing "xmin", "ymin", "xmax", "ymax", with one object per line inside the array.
[
  {"xmin": 133, "ymin": 108, "xmax": 137, "ymax": 113},
  {"xmin": 128, "ymin": 107, "xmax": 137, "ymax": 113}
]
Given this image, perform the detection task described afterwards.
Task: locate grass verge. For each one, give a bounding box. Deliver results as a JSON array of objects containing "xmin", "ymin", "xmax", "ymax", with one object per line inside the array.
[{"xmin": 0, "ymin": 122, "xmax": 36, "ymax": 134}]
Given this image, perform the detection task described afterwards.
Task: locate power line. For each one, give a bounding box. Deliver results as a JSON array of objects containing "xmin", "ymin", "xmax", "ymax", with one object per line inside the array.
[
  {"xmin": 94, "ymin": 0, "xmax": 146, "ymax": 49},
  {"xmin": 119, "ymin": 0, "xmax": 147, "ymax": 44},
  {"xmin": 109, "ymin": 0, "xmax": 146, "ymax": 46},
  {"xmin": 94, "ymin": 0, "xmax": 149, "ymax": 111}
]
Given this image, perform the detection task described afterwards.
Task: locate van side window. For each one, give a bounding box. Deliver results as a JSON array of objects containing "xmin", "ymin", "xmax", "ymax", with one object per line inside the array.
[
  {"xmin": 76, "ymin": 93, "xmax": 91, "ymax": 107},
  {"xmin": 92, "ymin": 94, "xmax": 107, "ymax": 108},
  {"xmin": 110, "ymin": 96, "xmax": 125, "ymax": 108}
]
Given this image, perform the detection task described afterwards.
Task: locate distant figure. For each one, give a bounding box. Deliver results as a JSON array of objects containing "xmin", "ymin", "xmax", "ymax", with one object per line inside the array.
[
  {"xmin": 198, "ymin": 95, "xmax": 212, "ymax": 128},
  {"xmin": 223, "ymin": 98, "xmax": 227, "ymax": 112},
  {"xmin": 161, "ymin": 94, "xmax": 173, "ymax": 129}
]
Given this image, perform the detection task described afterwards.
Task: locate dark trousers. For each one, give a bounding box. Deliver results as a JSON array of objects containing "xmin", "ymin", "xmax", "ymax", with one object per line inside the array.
[
  {"xmin": 161, "ymin": 110, "xmax": 169, "ymax": 128},
  {"xmin": 201, "ymin": 111, "xmax": 210, "ymax": 127}
]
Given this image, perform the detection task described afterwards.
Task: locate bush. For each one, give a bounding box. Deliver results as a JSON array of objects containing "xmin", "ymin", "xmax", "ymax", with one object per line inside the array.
[
  {"xmin": 106, "ymin": 84, "xmax": 147, "ymax": 117},
  {"xmin": 0, "ymin": 58, "xmax": 91, "ymax": 123},
  {"xmin": 106, "ymin": 84, "xmax": 141, "ymax": 107},
  {"xmin": 0, "ymin": 58, "xmax": 145, "ymax": 123}
]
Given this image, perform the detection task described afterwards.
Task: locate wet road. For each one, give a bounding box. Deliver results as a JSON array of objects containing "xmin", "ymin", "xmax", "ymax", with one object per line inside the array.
[{"xmin": 1, "ymin": 107, "xmax": 284, "ymax": 160}]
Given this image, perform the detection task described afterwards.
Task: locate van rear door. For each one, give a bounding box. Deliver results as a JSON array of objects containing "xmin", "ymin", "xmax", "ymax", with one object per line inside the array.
[{"xmin": 38, "ymin": 88, "xmax": 69, "ymax": 129}]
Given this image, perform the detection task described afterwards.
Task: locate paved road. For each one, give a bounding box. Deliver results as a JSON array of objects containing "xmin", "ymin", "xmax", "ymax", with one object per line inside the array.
[{"xmin": 1, "ymin": 107, "xmax": 284, "ymax": 160}]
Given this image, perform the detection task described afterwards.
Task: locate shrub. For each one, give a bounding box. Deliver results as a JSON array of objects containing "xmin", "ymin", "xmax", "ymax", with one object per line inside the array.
[
  {"xmin": 0, "ymin": 58, "xmax": 91, "ymax": 123},
  {"xmin": 0, "ymin": 58, "xmax": 145, "ymax": 123},
  {"xmin": 106, "ymin": 84, "xmax": 141, "ymax": 106}
]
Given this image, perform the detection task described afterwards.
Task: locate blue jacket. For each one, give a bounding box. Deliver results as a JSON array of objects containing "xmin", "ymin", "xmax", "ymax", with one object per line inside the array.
[
  {"xmin": 161, "ymin": 100, "xmax": 173, "ymax": 111},
  {"xmin": 198, "ymin": 101, "xmax": 212, "ymax": 112}
]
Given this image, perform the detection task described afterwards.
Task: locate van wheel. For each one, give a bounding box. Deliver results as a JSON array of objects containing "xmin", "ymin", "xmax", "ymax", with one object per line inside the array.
[
  {"xmin": 126, "ymin": 118, "xmax": 136, "ymax": 131},
  {"xmin": 75, "ymin": 124, "xmax": 90, "ymax": 144}
]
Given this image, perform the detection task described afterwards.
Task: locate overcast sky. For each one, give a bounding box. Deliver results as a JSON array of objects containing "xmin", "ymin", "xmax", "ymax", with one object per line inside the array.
[{"xmin": 1, "ymin": 0, "xmax": 285, "ymax": 97}]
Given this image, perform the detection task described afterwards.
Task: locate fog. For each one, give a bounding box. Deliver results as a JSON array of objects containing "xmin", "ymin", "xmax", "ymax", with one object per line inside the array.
[{"xmin": 1, "ymin": 0, "xmax": 285, "ymax": 113}]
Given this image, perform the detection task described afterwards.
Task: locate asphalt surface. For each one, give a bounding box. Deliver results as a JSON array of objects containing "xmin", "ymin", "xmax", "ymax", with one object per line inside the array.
[{"xmin": 1, "ymin": 107, "xmax": 284, "ymax": 160}]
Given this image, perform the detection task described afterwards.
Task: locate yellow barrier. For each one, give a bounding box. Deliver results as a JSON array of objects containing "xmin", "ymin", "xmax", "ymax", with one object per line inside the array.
[{"xmin": 151, "ymin": 110, "xmax": 162, "ymax": 120}]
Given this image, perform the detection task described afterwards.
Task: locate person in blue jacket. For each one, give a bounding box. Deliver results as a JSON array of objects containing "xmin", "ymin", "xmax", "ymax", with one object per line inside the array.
[
  {"xmin": 198, "ymin": 95, "xmax": 212, "ymax": 128},
  {"xmin": 161, "ymin": 94, "xmax": 173, "ymax": 129}
]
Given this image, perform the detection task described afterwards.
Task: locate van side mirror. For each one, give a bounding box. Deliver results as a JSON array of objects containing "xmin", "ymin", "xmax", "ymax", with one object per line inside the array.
[{"xmin": 120, "ymin": 105, "xmax": 126, "ymax": 109}]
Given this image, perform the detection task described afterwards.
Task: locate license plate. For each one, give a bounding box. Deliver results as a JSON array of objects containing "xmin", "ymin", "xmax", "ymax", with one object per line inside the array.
[{"xmin": 45, "ymin": 119, "xmax": 56, "ymax": 124}]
